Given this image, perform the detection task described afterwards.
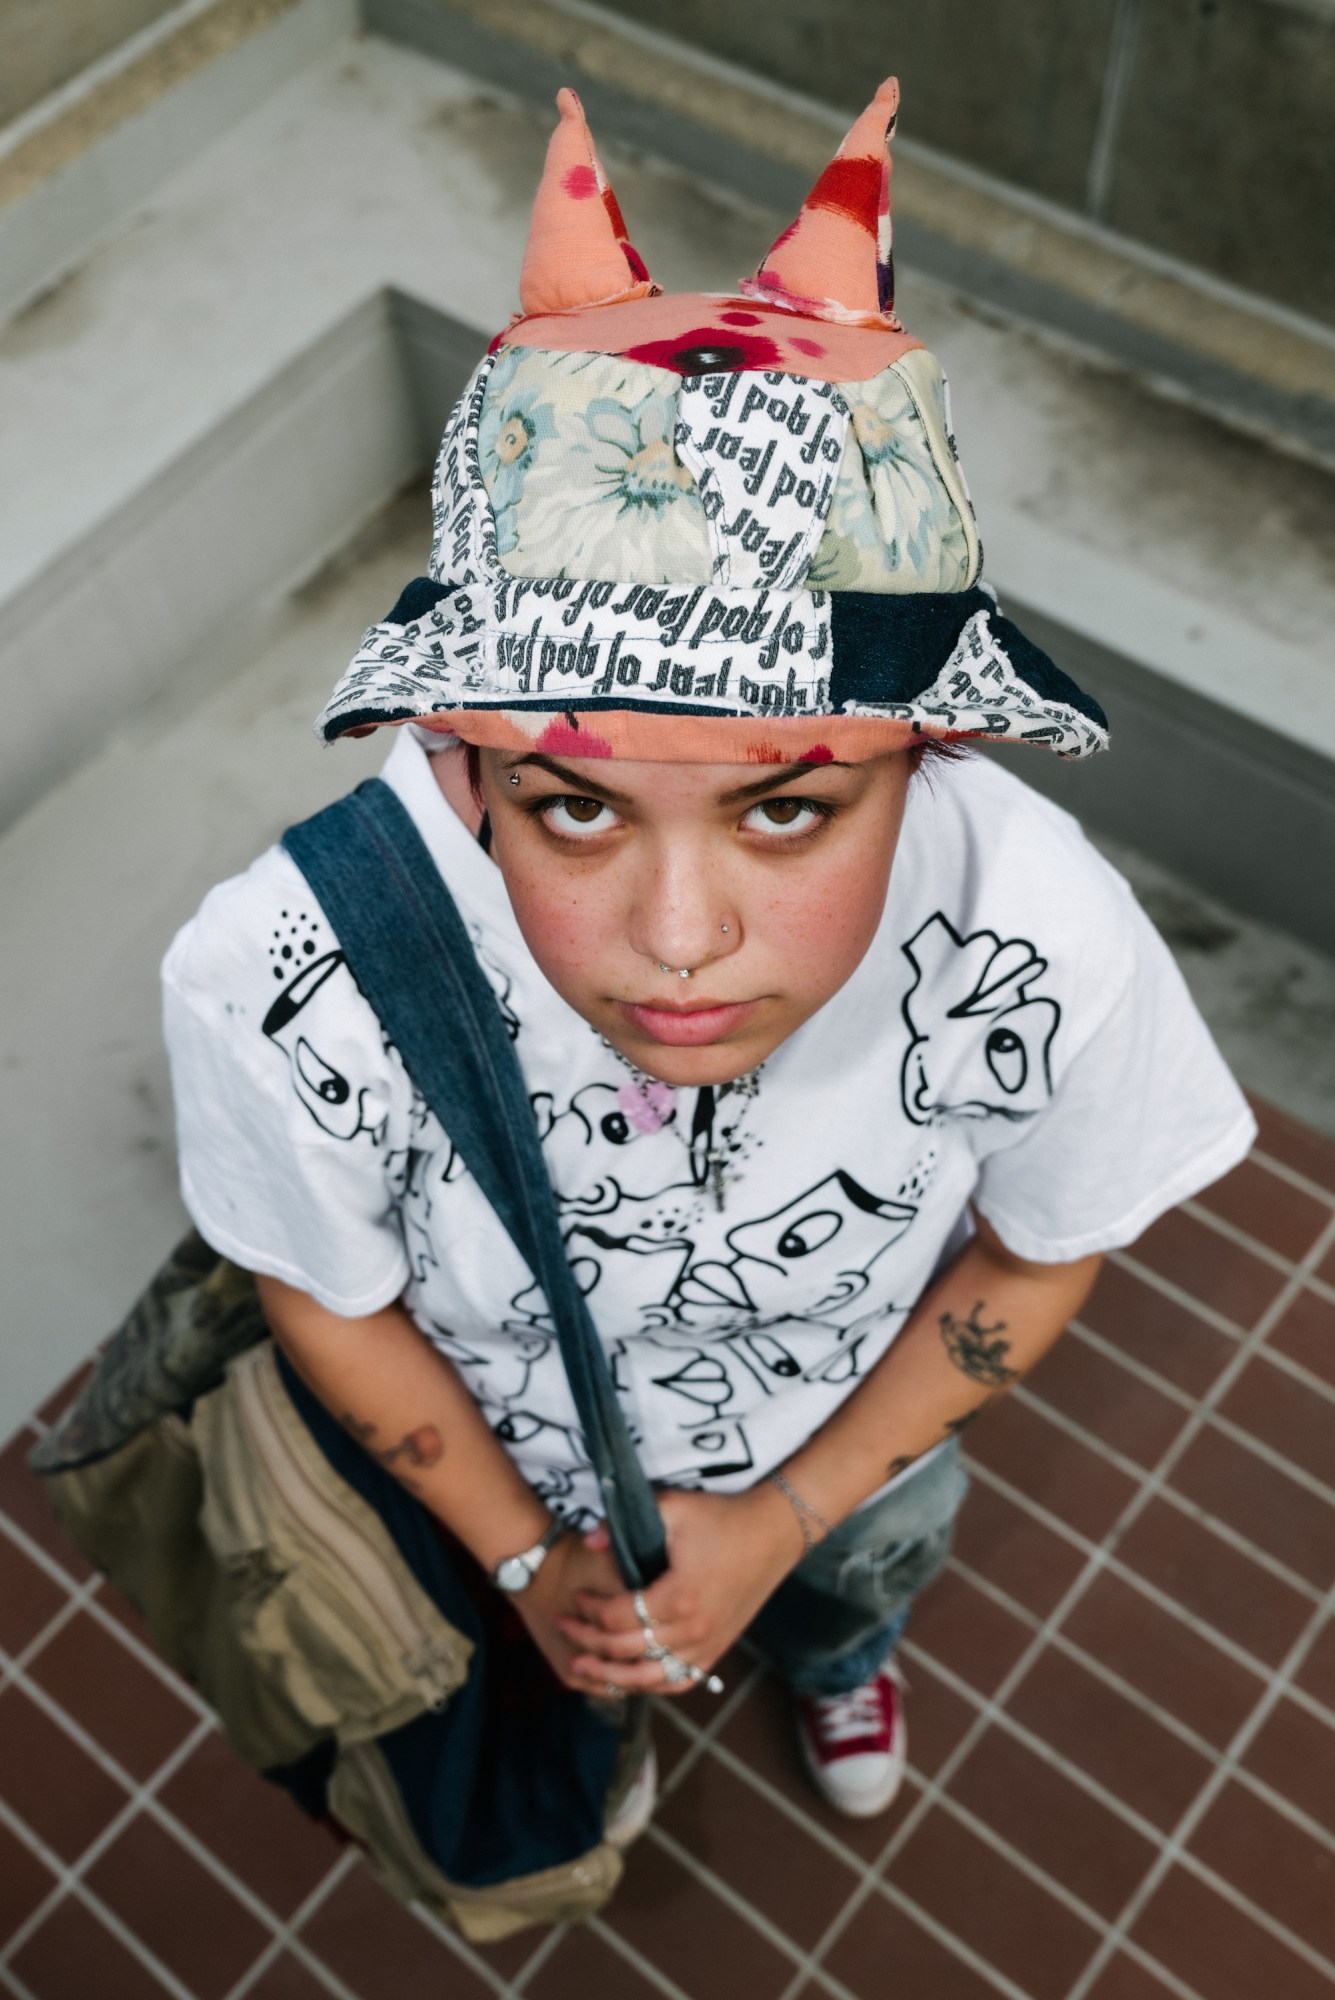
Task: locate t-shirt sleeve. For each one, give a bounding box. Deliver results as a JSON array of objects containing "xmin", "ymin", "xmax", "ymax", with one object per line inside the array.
[
  {"xmin": 972, "ymin": 886, "xmax": 1256, "ymax": 1263},
  {"xmin": 161, "ymin": 859, "xmax": 413, "ymax": 1317}
]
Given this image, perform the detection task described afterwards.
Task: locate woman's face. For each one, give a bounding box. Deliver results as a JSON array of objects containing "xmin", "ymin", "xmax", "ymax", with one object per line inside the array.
[{"xmin": 467, "ymin": 745, "xmax": 914, "ymax": 1086}]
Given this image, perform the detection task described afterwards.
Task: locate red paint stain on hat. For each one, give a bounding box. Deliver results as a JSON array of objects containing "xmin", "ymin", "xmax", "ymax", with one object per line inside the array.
[
  {"xmin": 804, "ymin": 154, "xmax": 882, "ymax": 232},
  {"xmin": 801, "ymin": 743, "xmax": 835, "ymax": 763},
  {"xmin": 536, "ymin": 718, "xmax": 614, "ymax": 758},
  {"xmin": 562, "ymin": 165, "xmax": 599, "ymax": 198}
]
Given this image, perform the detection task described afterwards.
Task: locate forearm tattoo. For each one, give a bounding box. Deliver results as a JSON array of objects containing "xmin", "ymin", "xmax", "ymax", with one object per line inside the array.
[
  {"xmin": 938, "ymin": 1300, "xmax": 1018, "ymax": 1388},
  {"xmin": 338, "ymin": 1412, "xmax": 444, "ymax": 1492},
  {"xmin": 887, "ymin": 1405, "xmax": 982, "ymax": 1477}
]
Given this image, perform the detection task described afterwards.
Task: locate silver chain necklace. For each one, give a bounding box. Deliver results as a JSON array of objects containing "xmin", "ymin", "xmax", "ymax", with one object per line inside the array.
[{"xmin": 598, "ymin": 1036, "xmax": 762, "ymax": 1212}]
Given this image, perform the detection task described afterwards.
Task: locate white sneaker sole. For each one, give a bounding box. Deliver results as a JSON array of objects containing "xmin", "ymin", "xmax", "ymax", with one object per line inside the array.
[
  {"xmin": 798, "ymin": 1705, "xmax": 907, "ymax": 1819},
  {"xmin": 606, "ymin": 1743, "xmax": 658, "ymax": 1849}
]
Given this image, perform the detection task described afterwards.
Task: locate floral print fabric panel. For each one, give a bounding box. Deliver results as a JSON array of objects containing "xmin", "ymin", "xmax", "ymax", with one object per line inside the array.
[
  {"xmin": 809, "ymin": 351, "xmax": 980, "ymax": 594},
  {"xmin": 477, "ymin": 346, "xmax": 712, "ymax": 584}
]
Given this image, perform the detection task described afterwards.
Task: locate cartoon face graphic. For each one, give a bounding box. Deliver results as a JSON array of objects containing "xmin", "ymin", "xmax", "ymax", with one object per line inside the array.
[
  {"xmin": 262, "ymin": 950, "xmax": 385, "ymax": 1141},
  {"xmin": 672, "ymin": 1168, "xmax": 917, "ymax": 1327},
  {"xmin": 900, "ymin": 914, "xmax": 1060, "ymax": 1124},
  {"xmin": 536, "ymin": 1081, "xmax": 695, "ymax": 1216}
]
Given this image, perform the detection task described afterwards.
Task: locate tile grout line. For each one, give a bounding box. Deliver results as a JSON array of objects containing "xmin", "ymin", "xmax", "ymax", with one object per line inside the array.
[
  {"xmin": 222, "ymin": 1848, "xmax": 363, "ymax": 2000},
  {"xmin": 795, "ymin": 1205, "xmax": 1335, "ymax": 1999},
  {"xmin": 586, "ymin": 1913, "xmax": 700, "ymax": 2000},
  {"xmin": 502, "ymin": 1913, "xmax": 570, "ymax": 1997},
  {"xmin": 644, "ymin": 1820, "xmax": 849, "ymax": 1995},
  {"xmin": 0, "ymin": 1508, "xmax": 216, "ymax": 1720},
  {"xmin": 696, "ymin": 1724, "xmax": 1202, "ymax": 2000},
  {"xmin": 408, "ymin": 1896, "xmax": 532, "ymax": 1999},
  {"xmin": 775, "ymin": 1528, "xmax": 1125, "ymax": 2000},
  {"xmin": 0, "ymin": 1580, "xmax": 102, "ymax": 1700},
  {"xmin": 1107, "ymin": 1248, "xmax": 1253, "ymax": 1339},
  {"xmin": 1246, "ymin": 1144, "xmax": 1335, "ymax": 1211},
  {"xmin": 990, "ymin": 1377, "xmax": 1333, "ymax": 1603},
  {"xmin": 1178, "ymin": 1195, "xmax": 1328, "ymax": 1276},
  {"xmin": 0, "ymin": 1710, "xmax": 215, "ymax": 1972},
  {"xmin": 652, "ymin": 1702, "xmax": 1053, "ymax": 2000},
  {"xmin": 1015, "ymin": 1357, "xmax": 1335, "ymax": 1516},
  {"xmin": 901, "ymin": 1625, "xmax": 1335, "ymax": 1953},
  {"xmin": 936, "ymin": 1557, "xmax": 1335, "ymax": 1862},
  {"xmin": 0, "ymin": 1790, "xmax": 204, "ymax": 2000},
  {"xmin": 1070, "ymin": 1310, "xmax": 1335, "ymax": 1432},
  {"xmin": 0, "ymin": 1651, "xmax": 355, "ymax": 1976},
  {"xmin": 1234, "ymin": 1337, "xmax": 1335, "ymax": 1411},
  {"xmin": 1060, "ymin": 1204, "xmax": 1335, "ymax": 1998},
  {"xmin": 1064, "ymin": 1583, "xmax": 1335, "ymax": 2000},
  {"xmin": 961, "ymin": 1454, "xmax": 1335, "ymax": 1739}
]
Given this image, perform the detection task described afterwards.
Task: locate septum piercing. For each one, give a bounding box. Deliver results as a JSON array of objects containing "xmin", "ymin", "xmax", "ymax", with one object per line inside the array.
[{"xmin": 658, "ymin": 964, "xmax": 692, "ymax": 979}]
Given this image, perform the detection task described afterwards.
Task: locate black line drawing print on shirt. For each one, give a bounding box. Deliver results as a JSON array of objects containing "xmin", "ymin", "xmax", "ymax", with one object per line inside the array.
[
  {"xmin": 900, "ymin": 913, "xmax": 1060, "ymax": 1124},
  {"xmin": 667, "ymin": 1167, "xmax": 919, "ymax": 1331},
  {"xmin": 262, "ymin": 950, "xmax": 388, "ymax": 1142}
]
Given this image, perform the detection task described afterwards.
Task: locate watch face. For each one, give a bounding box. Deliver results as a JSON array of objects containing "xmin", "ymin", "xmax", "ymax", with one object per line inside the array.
[{"xmin": 495, "ymin": 1554, "xmax": 533, "ymax": 1593}]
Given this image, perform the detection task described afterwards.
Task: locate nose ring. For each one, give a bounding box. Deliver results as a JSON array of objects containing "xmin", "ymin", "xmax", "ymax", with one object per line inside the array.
[
  {"xmin": 658, "ymin": 964, "xmax": 692, "ymax": 979},
  {"xmin": 721, "ymin": 924, "xmax": 730, "ymax": 934}
]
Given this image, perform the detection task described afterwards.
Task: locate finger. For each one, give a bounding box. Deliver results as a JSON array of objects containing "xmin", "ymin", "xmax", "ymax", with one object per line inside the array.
[
  {"xmin": 570, "ymin": 1654, "xmax": 696, "ymax": 1695},
  {"xmin": 571, "ymin": 1589, "xmax": 644, "ymax": 1634},
  {"xmin": 557, "ymin": 1618, "xmax": 661, "ymax": 1661}
]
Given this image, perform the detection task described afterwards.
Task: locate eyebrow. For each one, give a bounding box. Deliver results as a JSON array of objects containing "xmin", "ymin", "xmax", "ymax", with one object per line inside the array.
[{"xmin": 507, "ymin": 754, "xmax": 851, "ymax": 807}]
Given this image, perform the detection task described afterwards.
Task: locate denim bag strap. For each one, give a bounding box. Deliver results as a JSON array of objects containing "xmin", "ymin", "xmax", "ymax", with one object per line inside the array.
[{"xmin": 282, "ymin": 777, "xmax": 668, "ymax": 1590}]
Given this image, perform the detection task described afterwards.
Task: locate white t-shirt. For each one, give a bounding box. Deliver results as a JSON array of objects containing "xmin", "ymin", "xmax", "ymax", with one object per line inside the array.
[{"xmin": 163, "ymin": 733, "xmax": 1254, "ymax": 1524}]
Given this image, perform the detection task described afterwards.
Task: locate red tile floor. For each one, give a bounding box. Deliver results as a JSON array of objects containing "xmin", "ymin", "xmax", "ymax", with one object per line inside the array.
[{"xmin": 2, "ymin": 1095, "xmax": 1335, "ymax": 2000}]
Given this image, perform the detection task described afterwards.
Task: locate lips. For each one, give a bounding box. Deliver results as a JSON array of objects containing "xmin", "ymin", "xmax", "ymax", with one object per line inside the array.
[{"xmin": 619, "ymin": 999, "xmax": 760, "ymax": 1048}]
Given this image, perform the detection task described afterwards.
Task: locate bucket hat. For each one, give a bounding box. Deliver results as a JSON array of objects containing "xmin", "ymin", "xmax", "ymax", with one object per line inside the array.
[{"xmin": 317, "ymin": 83, "xmax": 1108, "ymax": 765}]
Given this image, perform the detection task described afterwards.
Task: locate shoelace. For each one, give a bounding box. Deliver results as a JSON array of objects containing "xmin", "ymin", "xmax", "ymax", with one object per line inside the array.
[{"xmin": 812, "ymin": 1682, "xmax": 887, "ymax": 1746}]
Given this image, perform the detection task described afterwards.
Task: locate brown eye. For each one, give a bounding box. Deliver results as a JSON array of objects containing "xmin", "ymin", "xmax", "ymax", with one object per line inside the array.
[
  {"xmin": 759, "ymin": 799, "xmax": 806, "ymax": 825},
  {"xmin": 564, "ymin": 796, "xmax": 604, "ymax": 824}
]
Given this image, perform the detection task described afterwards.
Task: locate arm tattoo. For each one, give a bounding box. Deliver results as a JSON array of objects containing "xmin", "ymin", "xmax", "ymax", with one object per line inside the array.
[
  {"xmin": 938, "ymin": 1301, "xmax": 1018, "ymax": 1388},
  {"xmin": 943, "ymin": 1408, "xmax": 981, "ymax": 1436},
  {"xmin": 886, "ymin": 1453, "xmax": 921, "ymax": 1479},
  {"xmin": 337, "ymin": 1413, "xmax": 444, "ymax": 1480}
]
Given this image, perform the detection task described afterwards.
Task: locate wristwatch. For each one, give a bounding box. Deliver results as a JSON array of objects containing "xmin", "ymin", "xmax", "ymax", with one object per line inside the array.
[{"xmin": 491, "ymin": 1518, "xmax": 566, "ymax": 1594}]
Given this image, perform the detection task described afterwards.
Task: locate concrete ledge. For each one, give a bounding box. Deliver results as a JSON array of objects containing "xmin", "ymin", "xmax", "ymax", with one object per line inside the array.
[
  {"xmin": 0, "ymin": 0, "xmax": 357, "ymax": 318},
  {"xmin": 0, "ymin": 292, "xmax": 486, "ymax": 831},
  {"xmin": 984, "ymin": 603, "xmax": 1335, "ymax": 961}
]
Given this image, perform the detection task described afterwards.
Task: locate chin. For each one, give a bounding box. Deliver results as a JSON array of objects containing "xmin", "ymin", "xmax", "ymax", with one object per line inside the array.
[{"xmin": 612, "ymin": 1034, "xmax": 774, "ymax": 1088}]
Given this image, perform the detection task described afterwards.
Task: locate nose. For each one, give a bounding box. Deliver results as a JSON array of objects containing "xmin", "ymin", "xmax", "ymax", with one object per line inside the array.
[{"xmin": 628, "ymin": 837, "xmax": 741, "ymax": 978}]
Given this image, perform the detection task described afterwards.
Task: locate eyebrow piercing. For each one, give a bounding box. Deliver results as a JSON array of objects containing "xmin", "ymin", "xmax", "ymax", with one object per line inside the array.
[{"xmin": 508, "ymin": 773, "xmax": 522, "ymax": 785}]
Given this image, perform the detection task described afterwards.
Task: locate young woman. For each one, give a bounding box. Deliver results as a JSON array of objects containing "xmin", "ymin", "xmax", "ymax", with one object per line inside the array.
[{"xmin": 155, "ymin": 80, "xmax": 1252, "ymax": 1913}]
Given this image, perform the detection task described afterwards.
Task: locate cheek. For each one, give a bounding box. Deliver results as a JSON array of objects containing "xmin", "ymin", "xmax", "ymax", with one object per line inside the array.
[
  {"xmin": 499, "ymin": 854, "xmax": 620, "ymax": 995},
  {"xmin": 759, "ymin": 854, "xmax": 890, "ymax": 998}
]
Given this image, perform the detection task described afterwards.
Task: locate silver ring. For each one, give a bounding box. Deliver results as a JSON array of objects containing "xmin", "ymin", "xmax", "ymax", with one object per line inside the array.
[
  {"xmin": 633, "ymin": 1591, "xmax": 653, "ymax": 1629},
  {"xmin": 604, "ymin": 1682, "xmax": 623, "ymax": 1699}
]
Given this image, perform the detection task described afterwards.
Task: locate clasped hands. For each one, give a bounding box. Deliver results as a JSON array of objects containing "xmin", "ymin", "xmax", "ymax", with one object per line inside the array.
[{"xmin": 517, "ymin": 1484, "xmax": 804, "ymax": 1698}]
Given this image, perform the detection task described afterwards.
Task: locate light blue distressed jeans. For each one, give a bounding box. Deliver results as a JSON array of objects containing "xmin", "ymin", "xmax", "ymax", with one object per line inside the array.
[{"xmin": 744, "ymin": 1440, "xmax": 968, "ymax": 1696}]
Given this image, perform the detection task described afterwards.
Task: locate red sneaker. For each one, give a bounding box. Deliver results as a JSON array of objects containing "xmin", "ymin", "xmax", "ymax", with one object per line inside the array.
[{"xmin": 795, "ymin": 1669, "xmax": 907, "ymax": 1818}]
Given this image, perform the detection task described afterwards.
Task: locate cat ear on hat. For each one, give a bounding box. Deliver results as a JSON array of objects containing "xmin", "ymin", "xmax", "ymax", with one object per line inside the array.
[
  {"xmin": 519, "ymin": 88, "xmax": 658, "ymax": 315},
  {"xmin": 741, "ymin": 77, "xmax": 901, "ymax": 327}
]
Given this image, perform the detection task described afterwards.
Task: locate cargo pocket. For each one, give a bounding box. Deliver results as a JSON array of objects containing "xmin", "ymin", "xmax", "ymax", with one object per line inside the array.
[{"xmin": 193, "ymin": 1344, "xmax": 472, "ymax": 1751}]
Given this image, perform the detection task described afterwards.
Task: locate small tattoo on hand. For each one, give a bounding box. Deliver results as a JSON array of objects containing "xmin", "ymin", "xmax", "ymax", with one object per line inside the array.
[{"xmin": 938, "ymin": 1301, "xmax": 1017, "ymax": 1388}]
